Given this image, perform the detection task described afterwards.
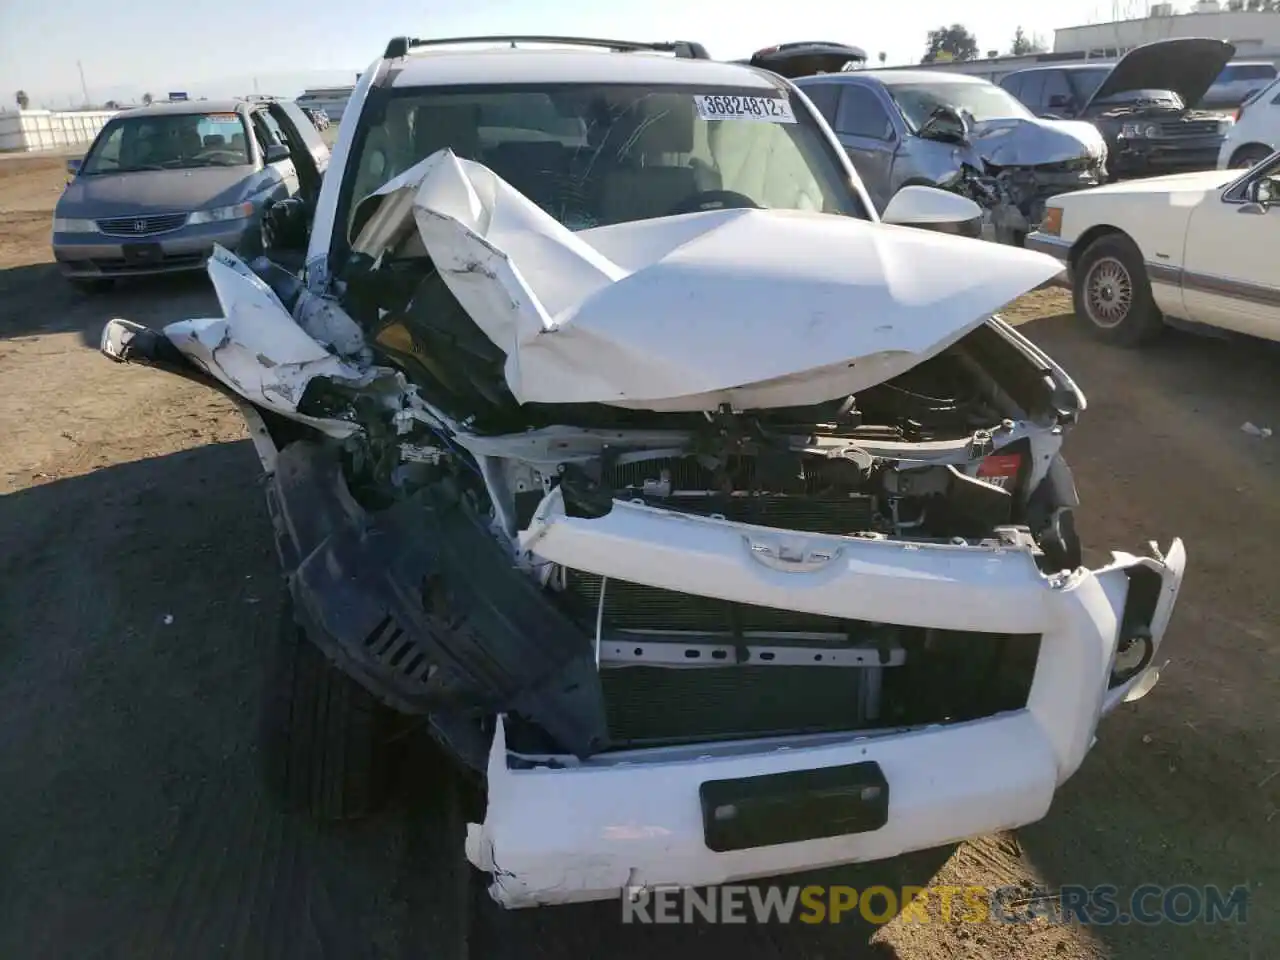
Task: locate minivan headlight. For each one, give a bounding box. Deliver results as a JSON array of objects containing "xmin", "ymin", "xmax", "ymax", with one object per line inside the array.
[
  {"xmin": 53, "ymin": 217, "xmax": 98, "ymax": 233},
  {"xmin": 187, "ymin": 201, "xmax": 255, "ymax": 225}
]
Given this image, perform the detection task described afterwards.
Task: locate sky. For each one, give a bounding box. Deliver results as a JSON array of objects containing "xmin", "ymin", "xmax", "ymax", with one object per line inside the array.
[{"xmin": 1, "ymin": 0, "xmax": 1133, "ymax": 108}]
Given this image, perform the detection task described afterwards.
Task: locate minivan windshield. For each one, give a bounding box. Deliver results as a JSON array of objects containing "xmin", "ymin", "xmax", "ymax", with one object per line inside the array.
[
  {"xmin": 341, "ymin": 83, "xmax": 867, "ymax": 240},
  {"xmin": 80, "ymin": 112, "xmax": 251, "ymax": 175},
  {"xmin": 889, "ymin": 81, "xmax": 1034, "ymax": 130}
]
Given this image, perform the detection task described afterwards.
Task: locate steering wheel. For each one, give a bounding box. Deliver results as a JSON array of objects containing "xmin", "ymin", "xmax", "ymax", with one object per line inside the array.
[{"xmin": 666, "ymin": 190, "xmax": 761, "ymax": 216}]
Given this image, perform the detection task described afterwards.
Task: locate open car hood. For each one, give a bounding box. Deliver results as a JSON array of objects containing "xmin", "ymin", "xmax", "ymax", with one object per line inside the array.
[
  {"xmin": 1084, "ymin": 38, "xmax": 1236, "ymax": 110},
  {"xmin": 743, "ymin": 42, "xmax": 868, "ymax": 78},
  {"xmin": 350, "ymin": 150, "xmax": 1062, "ymax": 413}
]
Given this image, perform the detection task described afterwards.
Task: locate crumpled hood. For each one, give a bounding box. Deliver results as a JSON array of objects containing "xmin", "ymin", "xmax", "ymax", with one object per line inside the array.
[
  {"xmin": 968, "ymin": 116, "xmax": 1106, "ymax": 167},
  {"xmin": 1085, "ymin": 38, "xmax": 1236, "ymax": 110},
  {"xmin": 363, "ymin": 150, "xmax": 1063, "ymax": 412}
]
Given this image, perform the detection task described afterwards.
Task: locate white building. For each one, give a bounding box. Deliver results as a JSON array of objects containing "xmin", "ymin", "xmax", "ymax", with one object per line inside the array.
[
  {"xmin": 1054, "ymin": 4, "xmax": 1280, "ymax": 59},
  {"xmin": 883, "ymin": 3, "xmax": 1280, "ymax": 83},
  {"xmin": 295, "ymin": 86, "xmax": 354, "ymax": 122}
]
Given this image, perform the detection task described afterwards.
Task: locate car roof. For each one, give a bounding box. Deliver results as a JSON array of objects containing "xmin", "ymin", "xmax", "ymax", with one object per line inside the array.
[
  {"xmin": 113, "ymin": 99, "xmax": 247, "ymax": 119},
  {"xmin": 797, "ymin": 70, "xmax": 991, "ymax": 86},
  {"xmin": 386, "ymin": 48, "xmax": 784, "ymax": 90}
]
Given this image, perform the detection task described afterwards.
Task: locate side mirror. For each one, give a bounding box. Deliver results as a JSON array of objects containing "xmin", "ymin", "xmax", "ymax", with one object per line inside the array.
[
  {"xmin": 264, "ymin": 143, "xmax": 291, "ymax": 163},
  {"xmin": 1244, "ymin": 177, "xmax": 1276, "ymax": 207},
  {"xmin": 918, "ymin": 106, "xmax": 968, "ymax": 143},
  {"xmin": 882, "ymin": 185, "xmax": 983, "ymax": 230},
  {"xmin": 66, "ymin": 157, "xmax": 82, "ymax": 176}
]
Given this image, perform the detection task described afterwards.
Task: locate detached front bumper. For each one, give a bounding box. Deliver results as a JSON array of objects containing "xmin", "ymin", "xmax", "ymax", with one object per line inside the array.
[{"xmin": 467, "ymin": 494, "xmax": 1185, "ymax": 907}]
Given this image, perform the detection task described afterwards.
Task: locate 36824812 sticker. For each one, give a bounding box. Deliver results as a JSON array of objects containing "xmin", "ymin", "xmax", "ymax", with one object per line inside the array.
[{"xmin": 693, "ymin": 94, "xmax": 797, "ymax": 123}]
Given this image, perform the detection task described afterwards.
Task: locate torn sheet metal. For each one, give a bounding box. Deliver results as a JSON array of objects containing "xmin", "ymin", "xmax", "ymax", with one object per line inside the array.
[
  {"xmin": 168, "ymin": 246, "xmax": 383, "ymax": 437},
  {"xmin": 363, "ymin": 150, "xmax": 1064, "ymax": 412},
  {"xmin": 968, "ymin": 117, "xmax": 1107, "ymax": 167}
]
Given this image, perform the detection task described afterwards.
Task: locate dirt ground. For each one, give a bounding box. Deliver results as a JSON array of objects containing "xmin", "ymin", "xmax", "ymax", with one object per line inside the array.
[{"xmin": 1, "ymin": 154, "xmax": 1276, "ymax": 960}]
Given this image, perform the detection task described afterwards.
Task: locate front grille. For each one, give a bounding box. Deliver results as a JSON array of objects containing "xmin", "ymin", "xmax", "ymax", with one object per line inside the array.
[
  {"xmin": 96, "ymin": 212, "xmax": 189, "ymax": 237},
  {"xmin": 596, "ymin": 628, "xmax": 1042, "ymax": 746},
  {"xmin": 1158, "ymin": 119, "xmax": 1221, "ymax": 138}
]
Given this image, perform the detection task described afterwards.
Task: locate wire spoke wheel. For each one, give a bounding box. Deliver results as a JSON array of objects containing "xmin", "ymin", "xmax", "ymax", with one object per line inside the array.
[{"xmin": 1083, "ymin": 257, "xmax": 1134, "ymax": 329}]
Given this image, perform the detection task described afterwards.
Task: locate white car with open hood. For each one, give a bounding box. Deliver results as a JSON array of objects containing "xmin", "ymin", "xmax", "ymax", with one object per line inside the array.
[
  {"xmin": 1026, "ymin": 149, "xmax": 1280, "ymax": 346},
  {"xmin": 100, "ymin": 35, "xmax": 1185, "ymax": 910}
]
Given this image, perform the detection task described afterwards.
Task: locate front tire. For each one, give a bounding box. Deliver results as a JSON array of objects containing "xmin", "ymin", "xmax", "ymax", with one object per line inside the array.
[
  {"xmin": 1230, "ymin": 144, "xmax": 1274, "ymax": 169},
  {"xmin": 1072, "ymin": 234, "xmax": 1163, "ymax": 347},
  {"xmin": 259, "ymin": 599, "xmax": 401, "ymax": 821}
]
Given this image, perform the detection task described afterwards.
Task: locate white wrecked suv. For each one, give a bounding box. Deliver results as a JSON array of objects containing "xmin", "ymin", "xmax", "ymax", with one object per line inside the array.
[{"xmin": 100, "ymin": 36, "xmax": 1185, "ymax": 908}]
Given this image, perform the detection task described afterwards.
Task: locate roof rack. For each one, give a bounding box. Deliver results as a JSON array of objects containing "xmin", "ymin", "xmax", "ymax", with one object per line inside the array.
[{"xmin": 383, "ymin": 34, "xmax": 710, "ymax": 61}]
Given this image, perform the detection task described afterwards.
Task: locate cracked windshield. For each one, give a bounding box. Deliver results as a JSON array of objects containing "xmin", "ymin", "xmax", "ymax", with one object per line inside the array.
[{"xmin": 346, "ymin": 84, "xmax": 862, "ymax": 233}]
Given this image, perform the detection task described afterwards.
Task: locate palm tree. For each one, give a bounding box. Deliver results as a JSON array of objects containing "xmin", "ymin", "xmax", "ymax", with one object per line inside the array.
[
  {"xmin": 142, "ymin": 92, "xmax": 153, "ymax": 106},
  {"xmin": 15, "ymin": 90, "xmax": 30, "ymax": 110}
]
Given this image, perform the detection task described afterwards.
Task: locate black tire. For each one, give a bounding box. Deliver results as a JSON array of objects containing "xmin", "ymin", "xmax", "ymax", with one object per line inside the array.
[
  {"xmin": 1072, "ymin": 233, "xmax": 1163, "ymax": 347},
  {"xmin": 1229, "ymin": 144, "xmax": 1274, "ymax": 169},
  {"xmin": 259, "ymin": 599, "xmax": 401, "ymax": 821},
  {"xmin": 67, "ymin": 277, "xmax": 112, "ymax": 295}
]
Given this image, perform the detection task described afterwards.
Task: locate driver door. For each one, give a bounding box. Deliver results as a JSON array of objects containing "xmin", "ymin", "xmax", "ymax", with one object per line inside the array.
[
  {"xmin": 829, "ymin": 83, "xmax": 899, "ymax": 212},
  {"xmin": 1181, "ymin": 156, "xmax": 1280, "ymax": 339},
  {"xmin": 251, "ymin": 109, "xmax": 299, "ymax": 196},
  {"xmin": 264, "ymin": 100, "xmax": 331, "ymax": 208}
]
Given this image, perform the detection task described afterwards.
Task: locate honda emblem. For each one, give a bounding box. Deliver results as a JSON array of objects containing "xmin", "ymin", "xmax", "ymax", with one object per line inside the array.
[{"xmin": 134, "ymin": 219, "xmax": 147, "ymax": 234}]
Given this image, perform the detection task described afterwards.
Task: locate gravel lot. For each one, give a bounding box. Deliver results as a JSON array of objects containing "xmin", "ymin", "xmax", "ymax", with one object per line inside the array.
[{"xmin": 1, "ymin": 152, "xmax": 1277, "ymax": 960}]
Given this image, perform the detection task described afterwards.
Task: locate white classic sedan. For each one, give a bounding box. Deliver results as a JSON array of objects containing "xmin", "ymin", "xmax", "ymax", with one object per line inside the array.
[{"xmin": 1025, "ymin": 149, "xmax": 1280, "ymax": 346}]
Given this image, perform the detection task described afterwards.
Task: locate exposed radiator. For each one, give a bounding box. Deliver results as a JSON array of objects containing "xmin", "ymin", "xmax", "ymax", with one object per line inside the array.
[{"xmin": 602, "ymin": 665, "xmax": 874, "ymax": 745}]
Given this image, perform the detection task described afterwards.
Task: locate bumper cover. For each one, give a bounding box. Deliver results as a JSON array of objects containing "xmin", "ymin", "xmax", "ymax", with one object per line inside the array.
[
  {"xmin": 53, "ymin": 220, "xmax": 253, "ymax": 277},
  {"xmin": 466, "ymin": 493, "xmax": 1185, "ymax": 907},
  {"xmin": 1111, "ymin": 137, "xmax": 1224, "ymax": 177},
  {"xmin": 1023, "ymin": 233, "xmax": 1071, "ymax": 287}
]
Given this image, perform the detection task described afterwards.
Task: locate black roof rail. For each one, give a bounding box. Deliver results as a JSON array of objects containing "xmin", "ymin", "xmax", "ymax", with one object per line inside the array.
[{"xmin": 383, "ymin": 35, "xmax": 709, "ymax": 60}]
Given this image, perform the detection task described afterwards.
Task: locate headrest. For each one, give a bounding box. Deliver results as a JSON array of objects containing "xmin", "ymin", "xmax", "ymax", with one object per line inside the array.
[
  {"xmin": 203, "ymin": 134, "xmax": 226, "ymax": 148},
  {"xmin": 412, "ymin": 104, "xmax": 482, "ymax": 160}
]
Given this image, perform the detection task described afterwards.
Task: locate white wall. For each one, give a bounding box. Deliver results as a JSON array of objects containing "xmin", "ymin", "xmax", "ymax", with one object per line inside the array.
[
  {"xmin": 1054, "ymin": 11, "xmax": 1280, "ymax": 55},
  {"xmin": 0, "ymin": 109, "xmax": 118, "ymax": 153}
]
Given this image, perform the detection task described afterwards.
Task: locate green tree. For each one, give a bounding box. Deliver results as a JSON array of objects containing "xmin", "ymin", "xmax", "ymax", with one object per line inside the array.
[
  {"xmin": 15, "ymin": 90, "xmax": 30, "ymax": 109},
  {"xmin": 1011, "ymin": 26, "xmax": 1048, "ymax": 56},
  {"xmin": 922, "ymin": 24, "xmax": 980, "ymax": 63},
  {"xmin": 142, "ymin": 92, "xmax": 153, "ymax": 106}
]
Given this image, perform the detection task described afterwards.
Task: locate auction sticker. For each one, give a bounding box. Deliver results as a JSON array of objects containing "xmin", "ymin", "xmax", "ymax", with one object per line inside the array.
[{"xmin": 694, "ymin": 94, "xmax": 796, "ymax": 123}]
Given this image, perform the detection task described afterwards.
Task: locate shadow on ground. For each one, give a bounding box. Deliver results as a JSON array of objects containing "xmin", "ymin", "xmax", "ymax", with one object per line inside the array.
[
  {"xmin": 0, "ymin": 262, "xmax": 216, "ymax": 342},
  {"xmin": 0, "ymin": 440, "xmax": 951, "ymax": 959},
  {"xmin": 999, "ymin": 312, "xmax": 1278, "ymax": 958}
]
